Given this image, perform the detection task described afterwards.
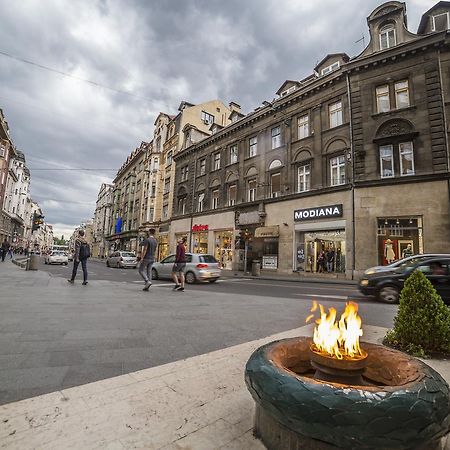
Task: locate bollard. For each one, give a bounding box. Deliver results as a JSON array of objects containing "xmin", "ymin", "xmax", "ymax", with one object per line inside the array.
[
  {"xmin": 252, "ymin": 260, "xmax": 261, "ymax": 277},
  {"xmin": 28, "ymin": 254, "xmax": 39, "ymax": 271}
]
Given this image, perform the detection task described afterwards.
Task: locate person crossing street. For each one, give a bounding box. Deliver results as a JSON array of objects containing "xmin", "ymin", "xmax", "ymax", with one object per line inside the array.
[
  {"xmin": 172, "ymin": 236, "xmax": 187, "ymax": 292},
  {"xmin": 139, "ymin": 228, "xmax": 158, "ymax": 291},
  {"xmin": 67, "ymin": 229, "xmax": 90, "ymax": 285}
]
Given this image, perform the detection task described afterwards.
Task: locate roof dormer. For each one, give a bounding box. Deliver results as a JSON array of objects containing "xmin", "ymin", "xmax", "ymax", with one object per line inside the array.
[
  {"xmin": 276, "ymin": 80, "xmax": 301, "ymax": 98},
  {"xmin": 314, "ymin": 53, "xmax": 349, "ymax": 77},
  {"xmin": 359, "ymin": 1, "xmax": 418, "ymax": 57},
  {"xmin": 417, "ymin": 1, "xmax": 450, "ymax": 35}
]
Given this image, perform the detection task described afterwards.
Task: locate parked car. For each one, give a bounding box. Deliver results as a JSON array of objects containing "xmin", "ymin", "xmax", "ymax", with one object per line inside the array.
[
  {"xmin": 44, "ymin": 251, "xmax": 69, "ymax": 265},
  {"xmin": 106, "ymin": 251, "xmax": 137, "ymax": 269},
  {"xmin": 359, "ymin": 256, "xmax": 450, "ymax": 304},
  {"xmin": 67, "ymin": 252, "xmax": 74, "ymax": 262},
  {"xmin": 152, "ymin": 253, "xmax": 221, "ymax": 284}
]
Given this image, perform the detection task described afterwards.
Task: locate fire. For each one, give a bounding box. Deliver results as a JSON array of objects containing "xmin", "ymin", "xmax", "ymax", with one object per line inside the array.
[{"xmin": 306, "ymin": 301, "xmax": 365, "ymax": 360}]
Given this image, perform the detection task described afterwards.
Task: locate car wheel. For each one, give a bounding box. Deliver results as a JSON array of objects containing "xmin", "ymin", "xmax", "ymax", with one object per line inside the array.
[
  {"xmin": 185, "ymin": 271, "xmax": 196, "ymax": 284},
  {"xmin": 377, "ymin": 285, "xmax": 400, "ymax": 304},
  {"xmin": 208, "ymin": 279, "xmax": 218, "ymax": 283},
  {"xmin": 151, "ymin": 268, "xmax": 158, "ymax": 280}
]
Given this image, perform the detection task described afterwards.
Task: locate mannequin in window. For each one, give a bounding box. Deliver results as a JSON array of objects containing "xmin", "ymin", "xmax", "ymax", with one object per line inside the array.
[
  {"xmin": 384, "ymin": 239, "xmax": 395, "ymax": 264},
  {"xmin": 402, "ymin": 243, "xmax": 413, "ymax": 259}
]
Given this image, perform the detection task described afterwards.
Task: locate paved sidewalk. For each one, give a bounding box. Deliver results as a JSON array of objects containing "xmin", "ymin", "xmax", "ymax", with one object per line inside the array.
[{"xmin": 0, "ymin": 323, "xmax": 448, "ymax": 450}]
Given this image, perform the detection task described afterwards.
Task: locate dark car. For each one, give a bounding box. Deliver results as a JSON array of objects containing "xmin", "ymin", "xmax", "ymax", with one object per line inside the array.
[{"xmin": 359, "ymin": 257, "xmax": 450, "ymax": 304}]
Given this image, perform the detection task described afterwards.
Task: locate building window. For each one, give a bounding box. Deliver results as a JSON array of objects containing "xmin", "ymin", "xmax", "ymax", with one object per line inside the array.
[
  {"xmin": 0, "ymin": 144, "xmax": 5, "ymax": 158},
  {"xmin": 164, "ymin": 178, "xmax": 170, "ymax": 194},
  {"xmin": 248, "ymin": 178, "xmax": 257, "ymax": 202},
  {"xmin": 213, "ymin": 152, "xmax": 221, "ymax": 171},
  {"xmin": 201, "ymin": 111, "xmax": 214, "ymax": 125},
  {"xmin": 280, "ymin": 85, "xmax": 296, "ymax": 97},
  {"xmin": 178, "ymin": 197, "xmax": 186, "ymax": 215},
  {"xmin": 321, "ymin": 61, "xmax": 340, "ymax": 76},
  {"xmin": 271, "ymin": 127, "xmax": 281, "ymax": 149},
  {"xmin": 297, "ymin": 114, "xmax": 309, "ymax": 139},
  {"xmin": 229, "ymin": 145, "xmax": 238, "ymax": 164},
  {"xmin": 395, "ymin": 80, "xmax": 410, "ymax": 109},
  {"xmin": 329, "ymin": 101, "xmax": 343, "ymax": 128},
  {"xmin": 181, "ymin": 165, "xmax": 189, "ymax": 181},
  {"xmin": 249, "ymin": 136, "xmax": 258, "ymax": 157},
  {"xmin": 228, "ymin": 184, "xmax": 237, "ymax": 206},
  {"xmin": 270, "ymin": 173, "xmax": 281, "ymax": 198},
  {"xmin": 380, "ymin": 145, "xmax": 394, "ymax": 178},
  {"xmin": 166, "ymin": 151, "xmax": 173, "ymax": 166},
  {"xmin": 199, "ymin": 158, "xmax": 206, "ymax": 176},
  {"xmin": 197, "ymin": 193, "xmax": 205, "ymax": 212},
  {"xmin": 162, "ymin": 204, "xmax": 168, "ymax": 219},
  {"xmin": 376, "ymin": 85, "xmax": 390, "ymax": 113},
  {"xmin": 297, "ymin": 164, "xmax": 311, "ymax": 192},
  {"xmin": 379, "ymin": 24, "xmax": 396, "ymax": 49},
  {"xmin": 151, "ymin": 182, "xmax": 156, "ymax": 197},
  {"xmin": 212, "ymin": 189, "xmax": 219, "ymax": 209},
  {"xmin": 399, "ymin": 141, "xmax": 414, "ymax": 176},
  {"xmin": 330, "ymin": 155, "xmax": 346, "ymax": 186},
  {"xmin": 432, "ymin": 12, "xmax": 449, "ymax": 31}
]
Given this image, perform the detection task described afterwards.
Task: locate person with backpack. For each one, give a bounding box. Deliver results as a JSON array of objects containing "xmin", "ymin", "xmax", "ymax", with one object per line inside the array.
[{"xmin": 68, "ymin": 229, "xmax": 90, "ymax": 285}]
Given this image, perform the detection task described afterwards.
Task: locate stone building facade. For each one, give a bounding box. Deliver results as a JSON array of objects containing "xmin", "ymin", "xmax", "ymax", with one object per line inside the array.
[
  {"xmin": 92, "ymin": 183, "xmax": 114, "ymax": 258},
  {"xmin": 171, "ymin": 1, "xmax": 450, "ymax": 279}
]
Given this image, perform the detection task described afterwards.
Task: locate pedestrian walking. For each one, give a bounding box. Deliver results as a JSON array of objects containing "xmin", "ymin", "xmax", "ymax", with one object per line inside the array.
[
  {"xmin": 67, "ymin": 230, "xmax": 90, "ymax": 285},
  {"xmin": 326, "ymin": 247, "xmax": 335, "ymax": 273},
  {"xmin": 1, "ymin": 239, "xmax": 9, "ymax": 262},
  {"xmin": 172, "ymin": 236, "xmax": 187, "ymax": 292},
  {"xmin": 139, "ymin": 228, "xmax": 158, "ymax": 291}
]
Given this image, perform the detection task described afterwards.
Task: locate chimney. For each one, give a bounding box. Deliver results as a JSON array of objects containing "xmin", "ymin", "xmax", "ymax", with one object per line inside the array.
[{"xmin": 229, "ymin": 102, "xmax": 241, "ymax": 114}]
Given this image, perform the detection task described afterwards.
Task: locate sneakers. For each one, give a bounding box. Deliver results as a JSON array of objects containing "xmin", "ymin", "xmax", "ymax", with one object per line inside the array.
[
  {"xmin": 176, "ymin": 286, "xmax": 185, "ymax": 292},
  {"xmin": 143, "ymin": 282, "xmax": 152, "ymax": 291},
  {"xmin": 173, "ymin": 284, "xmax": 180, "ymax": 291},
  {"xmin": 82, "ymin": 281, "xmax": 88, "ymax": 285},
  {"xmin": 67, "ymin": 279, "xmax": 74, "ymax": 284}
]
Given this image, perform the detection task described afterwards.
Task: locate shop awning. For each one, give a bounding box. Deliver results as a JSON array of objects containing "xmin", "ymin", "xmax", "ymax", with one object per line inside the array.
[{"xmin": 255, "ymin": 226, "xmax": 279, "ymax": 238}]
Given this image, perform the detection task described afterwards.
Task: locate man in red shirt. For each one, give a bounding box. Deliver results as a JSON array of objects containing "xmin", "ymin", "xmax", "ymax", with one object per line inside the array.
[{"xmin": 172, "ymin": 236, "xmax": 187, "ymax": 291}]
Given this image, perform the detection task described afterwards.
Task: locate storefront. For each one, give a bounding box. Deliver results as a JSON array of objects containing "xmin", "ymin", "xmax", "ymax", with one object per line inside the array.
[
  {"xmin": 254, "ymin": 226, "xmax": 279, "ymax": 270},
  {"xmin": 158, "ymin": 225, "xmax": 170, "ymax": 260},
  {"xmin": 191, "ymin": 224, "xmax": 208, "ymax": 254},
  {"xmin": 294, "ymin": 204, "xmax": 347, "ymax": 274},
  {"xmin": 377, "ymin": 216, "xmax": 423, "ymax": 265},
  {"xmin": 214, "ymin": 230, "xmax": 233, "ymax": 269}
]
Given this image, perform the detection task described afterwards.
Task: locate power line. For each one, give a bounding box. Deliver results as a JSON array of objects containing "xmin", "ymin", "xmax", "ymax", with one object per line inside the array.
[
  {"xmin": 29, "ymin": 168, "xmax": 117, "ymax": 171},
  {"xmin": 0, "ymin": 49, "xmax": 154, "ymax": 103}
]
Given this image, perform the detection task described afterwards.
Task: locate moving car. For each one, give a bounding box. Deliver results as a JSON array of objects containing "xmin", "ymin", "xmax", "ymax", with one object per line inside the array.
[
  {"xmin": 106, "ymin": 251, "xmax": 137, "ymax": 269},
  {"xmin": 152, "ymin": 253, "xmax": 221, "ymax": 284},
  {"xmin": 359, "ymin": 256, "xmax": 450, "ymax": 304},
  {"xmin": 363, "ymin": 253, "xmax": 450, "ymax": 275},
  {"xmin": 44, "ymin": 250, "xmax": 69, "ymax": 265}
]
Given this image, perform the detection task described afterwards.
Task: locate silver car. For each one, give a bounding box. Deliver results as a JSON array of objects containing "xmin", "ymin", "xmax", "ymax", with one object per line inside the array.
[
  {"xmin": 152, "ymin": 253, "xmax": 221, "ymax": 284},
  {"xmin": 106, "ymin": 251, "xmax": 138, "ymax": 269}
]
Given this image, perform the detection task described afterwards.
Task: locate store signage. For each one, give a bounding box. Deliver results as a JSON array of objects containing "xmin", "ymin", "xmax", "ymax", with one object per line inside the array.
[
  {"xmin": 192, "ymin": 224, "xmax": 209, "ymax": 232},
  {"xmin": 255, "ymin": 226, "xmax": 279, "ymax": 238},
  {"xmin": 236, "ymin": 210, "xmax": 261, "ymax": 225},
  {"xmin": 294, "ymin": 204, "xmax": 343, "ymax": 222},
  {"xmin": 262, "ymin": 255, "xmax": 278, "ymax": 269}
]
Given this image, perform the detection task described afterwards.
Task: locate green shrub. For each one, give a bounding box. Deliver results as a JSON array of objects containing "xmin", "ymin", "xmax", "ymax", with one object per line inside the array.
[{"xmin": 384, "ymin": 270, "xmax": 450, "ymax": 356}]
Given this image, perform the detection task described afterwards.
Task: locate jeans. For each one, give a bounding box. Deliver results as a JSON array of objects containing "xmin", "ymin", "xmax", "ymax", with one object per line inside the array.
[
  {"xmin": 71, "ymin": 258, "xmax": 88, "ymax": 282},
  {"xmin": 139, "ymin": 259, "xmax": 154, "ymax": 283},
  {"xmin": 327, "ymin": 261, "xmax": 334, "ymax": 272}
]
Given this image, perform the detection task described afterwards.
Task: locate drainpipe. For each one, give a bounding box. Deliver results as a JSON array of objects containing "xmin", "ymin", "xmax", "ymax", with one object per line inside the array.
[
  {"xmin": 346, "ymin": 71, "xmax": 356, "ymax": 280},
  {"xmin": 189, "ymin": 156, "xmax": 197, "ymax": 252}
]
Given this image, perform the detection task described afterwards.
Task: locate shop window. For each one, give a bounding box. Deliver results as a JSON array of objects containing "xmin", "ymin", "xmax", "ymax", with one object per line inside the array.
[
  {"xmin": 329, "ymin": 101, "xmax": 343, "ymax": 128},
  {"xmin": 297, "ymin": 164, "xmax": 311, "ymax": 192},
  {"xmin": 395, "ymin": 80, "xmax": 410, "ymax": 109},
  {"xmin": 330, "ymin": 155, "xmax": 346, "ymax": 186},
  {"xmin": 379, "ymin": 24, "xmax": 396, "ymax": 49},
  {"xmin": 192, "ymin": 232, "xmax": 208, "ymax": 253},
  {"xmin": 247, "ymin": 178, "xmax": 257, "ymax": 202},
  {"xmin": 215, "ymin": 231, "xmax": 233, "ymax": 270},
  {"xmin": 197, "ymin": 192, "xmax": 205, "ymax": 212},
  {"xmin": 271, "ymin": 127, "xmax": 281, "ymax": 149},
  {"xmin": 229, "ymin": 144, "xmax": 238, "ymax": 164},
  {"xmin": 211, "ymin": 189, "xmax": 219, "ymax": 209},
  {"xmin": 270, "ymin": 173, "xmax": 281, "ymax": 198},
  {"xmin": 376, "ymin": 85, "xmax": 390, "ymax": 113},
  {"xmin": 298, "ymin": 114, "xmax": 309, "ymax": 139},
  {"xmin": 249, "ymin": 136, "xmax": 258, "ymax": 157},
  {"xmin": 228, "ymin": 184, "xmax": 237, "ymax": 206}
]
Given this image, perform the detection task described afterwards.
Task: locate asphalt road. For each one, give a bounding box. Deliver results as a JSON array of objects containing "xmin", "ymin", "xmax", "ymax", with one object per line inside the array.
[{"xmin": 0, "ymin": 258, "xmax": 397, "ymax": 405}]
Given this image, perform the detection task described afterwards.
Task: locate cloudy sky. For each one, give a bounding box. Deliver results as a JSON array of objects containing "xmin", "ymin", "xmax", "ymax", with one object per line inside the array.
[{"xmin": 0, "ymin": 0, "xmax": 434, "ymax": 238}]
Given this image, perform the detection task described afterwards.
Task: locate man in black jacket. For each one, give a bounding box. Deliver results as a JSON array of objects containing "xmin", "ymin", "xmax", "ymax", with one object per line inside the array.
[{"xmin": 67, "ymin": 230, "xmax": 90, "ymax": 285}]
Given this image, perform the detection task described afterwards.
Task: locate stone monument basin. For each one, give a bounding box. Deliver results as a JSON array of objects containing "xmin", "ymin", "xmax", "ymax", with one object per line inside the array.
[{"xmin": 245, "ymin": 336, "xmax": 450, "ymax": 450}]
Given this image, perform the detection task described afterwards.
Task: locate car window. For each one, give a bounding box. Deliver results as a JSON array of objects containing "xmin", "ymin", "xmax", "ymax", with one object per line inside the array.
[
  {"xmin": 417, "ymin": 260, "xmax": 449, "ymax": 276},
  {"xmin": 122, "ymin": 252, "xmax": 135, "ymax": 257},
  {"xmin": 185, "ymin": 254, "xmax": 193, "ymax": 263},
  {"xmin": 161, "ymin": 255, "xmax": 175, "ymax": 264},
  {"xmin": 199, "ymin": 255, "xmax": 217, "ymax": 263}
]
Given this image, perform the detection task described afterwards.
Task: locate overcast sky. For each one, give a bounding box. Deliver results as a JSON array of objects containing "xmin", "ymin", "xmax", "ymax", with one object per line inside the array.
[{"xmin": 0, "ymin": 0, "xmax": 434, "ymax": 238}]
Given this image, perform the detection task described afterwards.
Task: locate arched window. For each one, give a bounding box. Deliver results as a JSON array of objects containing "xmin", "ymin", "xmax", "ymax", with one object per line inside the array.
[
  {"xmin": 268, "ymin": 159, "xmax": 282, "ymax": 170},
  {"xmin": 379, "ymin": 24, "xmax": 396, "ymax": 50}
]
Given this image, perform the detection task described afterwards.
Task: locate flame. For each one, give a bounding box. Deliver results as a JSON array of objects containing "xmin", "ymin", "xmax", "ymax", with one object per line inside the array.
[{"xmin": 306, "ymin": 301, "xmax": 364, "ymax": 360}]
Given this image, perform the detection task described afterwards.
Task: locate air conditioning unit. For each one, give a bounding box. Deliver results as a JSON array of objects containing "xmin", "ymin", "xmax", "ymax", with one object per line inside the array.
[{"xmin": 203, "ymin": 119, "xmax": 210, "ymax": 125}]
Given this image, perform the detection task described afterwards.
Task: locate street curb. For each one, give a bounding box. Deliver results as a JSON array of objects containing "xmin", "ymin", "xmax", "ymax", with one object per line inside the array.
[{"xmin": 222, "ymin": 273, "xmax": 358, "ymax": 286}]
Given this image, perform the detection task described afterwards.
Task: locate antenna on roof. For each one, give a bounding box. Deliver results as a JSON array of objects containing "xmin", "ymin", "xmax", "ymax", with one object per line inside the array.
[{"xmin": 355, "ymin": 34, "xmax": 365, "ymax": 50}]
